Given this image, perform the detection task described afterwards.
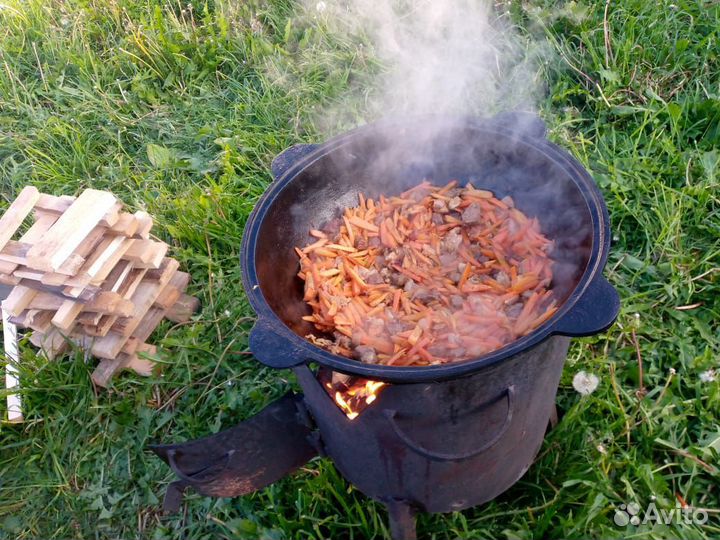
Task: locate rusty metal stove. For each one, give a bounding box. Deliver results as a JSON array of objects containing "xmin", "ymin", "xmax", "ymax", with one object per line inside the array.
[{"xmin": 150, "ymin": 114, "xmax": 619, "ymax": 539}]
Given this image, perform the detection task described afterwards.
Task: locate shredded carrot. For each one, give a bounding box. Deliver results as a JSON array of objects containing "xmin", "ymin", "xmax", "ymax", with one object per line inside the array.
[{"xmin": 296, "ymin": 180, "xmax": 556, "ymax": 367}]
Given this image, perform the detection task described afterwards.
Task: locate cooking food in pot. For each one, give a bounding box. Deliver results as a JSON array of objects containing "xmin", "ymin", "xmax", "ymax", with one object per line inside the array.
[{"xmin": 295, "ymin": 180, "xmax": 557, "ymax": 366}]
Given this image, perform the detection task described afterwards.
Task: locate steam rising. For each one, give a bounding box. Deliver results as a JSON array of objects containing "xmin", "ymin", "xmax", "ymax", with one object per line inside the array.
[{"xmin": 305, "ymin": 0, "xmax": 545, "ymax": 121}]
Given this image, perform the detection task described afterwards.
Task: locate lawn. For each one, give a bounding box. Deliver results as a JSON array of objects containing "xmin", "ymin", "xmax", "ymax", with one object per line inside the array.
[{"xmin": 1, "ymin": 0, "xmax": 719, "ymax": 538}]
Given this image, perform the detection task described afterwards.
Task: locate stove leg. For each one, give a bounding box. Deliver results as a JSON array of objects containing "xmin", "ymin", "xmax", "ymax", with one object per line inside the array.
[
  {"xmin": 385, "ymin": 499, "xmax": 417, "ymax": 540},
  {"xmin": 162, "ymin": 480, "xmax": 188, "ymax": 514}
]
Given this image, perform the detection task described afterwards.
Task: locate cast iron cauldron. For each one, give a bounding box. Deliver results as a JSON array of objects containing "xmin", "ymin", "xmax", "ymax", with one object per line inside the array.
[
  {"xmin": 152, "ymin": 114, "xmax": 620, "ymax": 539},
  {"xmin": 242, "ymin": 113, "xmax": 619, "ymax": 379}
]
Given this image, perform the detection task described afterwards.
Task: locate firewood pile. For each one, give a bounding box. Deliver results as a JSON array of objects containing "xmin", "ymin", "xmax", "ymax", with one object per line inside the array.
[{"xmin": 0, "ymin": 186, "xmax": 199, "ymax": 387}]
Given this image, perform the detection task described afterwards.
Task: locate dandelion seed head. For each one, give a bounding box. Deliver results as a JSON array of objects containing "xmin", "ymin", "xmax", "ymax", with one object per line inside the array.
[{"xmin": 573, "ymin": 371, "xmax": 599, "ymax": 395}]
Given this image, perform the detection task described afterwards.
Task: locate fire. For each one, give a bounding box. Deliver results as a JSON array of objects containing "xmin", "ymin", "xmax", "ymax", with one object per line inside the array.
[{"xmin": 323, "ymin": 373, "xmax": 386, "ymax": 420}]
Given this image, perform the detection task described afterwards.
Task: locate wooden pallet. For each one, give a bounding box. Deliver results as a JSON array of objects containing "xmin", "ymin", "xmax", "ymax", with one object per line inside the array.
[{"xmin": 0, "ymin": 187, "xmax": 199, "ymax": 387}]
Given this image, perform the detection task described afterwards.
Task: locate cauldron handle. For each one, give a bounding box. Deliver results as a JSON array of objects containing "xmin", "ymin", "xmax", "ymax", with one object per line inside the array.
[
  {"xmin": 384, "ymin": 385, "xmax": 515, "ymax": 462},
  {"xmin": 271, "ymin": 143, "xmax": 319, "ymax": 180},
  {"xmin": 552, "ymin": 275, "xmax": 620, "ymax": 337},
  {"xmin": 249, "ymin": 319, "xmax": 307, "ymax": 368}
]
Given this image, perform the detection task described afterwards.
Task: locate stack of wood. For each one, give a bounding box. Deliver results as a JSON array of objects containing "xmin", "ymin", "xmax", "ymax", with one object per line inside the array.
[{"xmin": 0, "ymin": 186, "xmax": 199, "ymax": 387}]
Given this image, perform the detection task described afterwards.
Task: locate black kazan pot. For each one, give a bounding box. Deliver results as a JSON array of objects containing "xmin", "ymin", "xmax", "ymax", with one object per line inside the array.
[{"xmin": 151, "ymin": 114, "xmax": 620, "ymax": 540}]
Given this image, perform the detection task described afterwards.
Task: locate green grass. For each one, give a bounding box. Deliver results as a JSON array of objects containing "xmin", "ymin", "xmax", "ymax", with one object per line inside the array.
[{"xmin": 1, "ymin": 0, "xmax": 719, "ymax": 538}]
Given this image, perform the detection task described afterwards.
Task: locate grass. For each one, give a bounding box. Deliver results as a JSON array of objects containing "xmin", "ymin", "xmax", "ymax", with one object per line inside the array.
[{"xmin": 0, "ymin": 0, "xmax": 718, "ymax": 538}]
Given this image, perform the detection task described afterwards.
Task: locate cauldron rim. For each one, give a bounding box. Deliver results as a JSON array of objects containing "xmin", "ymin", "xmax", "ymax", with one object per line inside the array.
[{"xmin": 240, "ymin": 115, "xmax": 618, "ymax": 382}]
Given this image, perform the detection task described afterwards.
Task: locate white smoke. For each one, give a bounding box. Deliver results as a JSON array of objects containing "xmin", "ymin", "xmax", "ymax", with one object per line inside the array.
[{"xmin": 303, "ymin": 0, "xmax": 546, "ymax": 122}]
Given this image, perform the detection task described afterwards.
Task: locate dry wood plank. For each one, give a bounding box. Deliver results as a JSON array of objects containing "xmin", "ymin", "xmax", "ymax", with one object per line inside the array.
[
  {"xmin": 87, "ymin": 293, "xmax": 134, "ymax": 316},
  {"xmin": 75, "ymin": 298, "xmax": 134, "ymax": 327},
  {"xmin": 3, "ymin": 285, "xmax": 37, "ymax": 317},
  {"xmin": 125, "ymin": 343, "xmax": 158, "ymax": 376},
  {"xmin": 27, "ymin": 189, "xmax": 119, "ymax": 271},
  {"xmin": 112, "ymin": 258, "xmax": 178, "ymax": 336},
  {"xmin": 20, "ymin": 213, "xmax": 58, "ymax": 243},
  {"xmin": 0, "ymin": 214, "xmax": 59, "ymax": 277},
  {"xmin": 108, "ymin": 213, "xmax": 139, "ymax": 237},
  {"xmin": 91, "ymin": 259, "xmax": 178, "ymax": 359},
  {"xmin": 11, "ymin": 309, "xmax": 53, "ymax": 333},
  {"xmin": 74, "ymin": 261, "xmax": 133, "ymax": 328},
  {"xmin": 0, "ymin": 274, "xmax": 20, "ymax": 286},
  {"xmin": 39, "ymin": 225, "xmax": 106, "ymax": 285},
  {"xmin": 118, "ymin": 268, "xmax": 148, "ymax": 298},
  {"xmin": 52, "ymin": 300, "xmax": 83, "ymax": 331},
  {"xmin": 129, "ymin": 306, "xmax": 166, "ymax": 343},
  {"xmin": 165, "ymin": 294, "xmax": 200, "ymax": 323},
  {"xmin": 29, "ymin": 327, "xmax": 67, "ymax": 360},
  {"xmin": 0, "ymin": 186, "xmax": 40, "ymax": 252},
  {"xmin": 33, "ymin": 194, "xmax": 74, "ymax": 215},
  {"xmin": 0, "ymin": 260, "xmax": 17, "ymax": 274},
  {"xmin": 85, "ymin": 267, "xmax": 148, "ymax": 337},
  {"xmin": 34, "ymin": 194, "xmax": 121, "ymax": 228},
  {"xmin": 103, "ymin": 260, "xmax": 134, "ymax": 293},
  {"xmin": 19, "ymin": 279, "xmax": 100, "ymax": 302},
  {"xmin": 11, "ymin": 254, "xmax": 85, "ymax": 278},
  {"xmin": 27, "ymin": 292, "xmax": 64, "ymax": 311},
  {"xmin": 63, "ymin": 236, "xmax": 133, "ymax": 296},
  {"xmin": 2, "ymin": 302, "xmax": 23, "ymax": 423},
  {"xmin": 37, "ymin": 272, "xmax": 69, "ymax": 287},
  {"xmin": 76, "ymin": 312, "xmax": 103, "ymax": 326},
  {"xmin": 0, "ymin": 241, "xmax": 30, "ymax": 265},
  {"xmin": 154, "ymin": 271, "xmax": 189, "ymax": 310},
  {"xmin": 122, "ymin": 239, "xmax": 167, "ymax": 268},
  {"xmin": 120, "ymin": 336, "xmax": 140, "ymax": 356},
  {"xmin": 133, "ymin": 211, "xmax": 153, "ymax": 239},
  {"xmin": 91, "ymin": 358, "xmax": 125, "ymax": 387},
  {"xmin": 0, "ymin": 242, "xmax": 86, "ymax": 275},
  {"xmin": 91, "ymin": 344, "xmax": 157, "ymax": 387}
]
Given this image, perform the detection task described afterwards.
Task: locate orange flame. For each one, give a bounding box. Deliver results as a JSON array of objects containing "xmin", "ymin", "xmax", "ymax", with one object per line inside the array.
[{"xmin": 325, "ymin": 374, "xmax": 386, "ymax": 420}]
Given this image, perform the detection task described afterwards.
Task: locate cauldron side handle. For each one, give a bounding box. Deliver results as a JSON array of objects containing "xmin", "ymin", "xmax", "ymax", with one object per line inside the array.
[
  {"xmin": 552, "ymin": 275, "xmax": 620, "ymax": 337},
  {"xmin": 271, "ymin": 144, "xmax": 320, "ymax": 180},
  {"xmin": 248, "ymin": 318, "xmax": 307, "ymax": 369}
]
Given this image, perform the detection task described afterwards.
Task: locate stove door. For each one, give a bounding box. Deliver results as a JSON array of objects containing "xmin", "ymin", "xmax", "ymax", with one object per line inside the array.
[{"xmin": 149, "ymin": 392, "xmax": 318, "ymax": 511}]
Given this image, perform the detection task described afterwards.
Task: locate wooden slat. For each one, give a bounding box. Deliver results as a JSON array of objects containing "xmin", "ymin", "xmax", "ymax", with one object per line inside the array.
[
  {"xmin": 2, "ymin": 302, "xmax": 23, "ymax": 423},
  {"xmin": 39, "ymin": 225, "xmax": 106, "ymax": 285},
  {"xmin": 108, "ymin": 213, "xmax": 140, "ymax": 237},
  {"xmin": 122, "ymin": 240, "xmax": 167, "ymax": 268},
  {"xmin": 85, "ymin": 267, "xmax": 148, "ymax": 337},
  {"xmin": 0, "ymin": 273, "xmax": 20, "ymax": 286},
  {"xmin": 0, "ymin": 241, "xmax": 30, "ymax": 265},
  {"xmin": 52, "ymin": 300, "xmax": 83, "ymax": 331},
  {"xmin": 34, "ymin": 194, "xmax": 121, "ymax": 228},
  {"xmin": 3, "ymin": 285, "xmax": 36, "ymax": 317},
  {"xmin": 0, "ymin": 186, "xmax": 40, "ymax": 251},
  {"xmin": 26, "ymin": 291, "xmax": 64, "ymax": 311},
  {"xmin": 33, "ymin": 194, "xmax": 74, "ymax": 214},
  {"xmin": 154, "ymin": 271, "xmax": 189, "ymax": 310},
  {"xmin": 29, "ymin": 327, "xmax": 67, "ymax": 360},
  {"xmin": 125, "ymin": 343, "xmax": 158, "ymax": 376},
  {"xmin": 0, "ymin": 260, "xmax": 17, "ymax": 274},
  {"xmin": 91, "ymin": 259, "xmax": 178, "ymax": 359},
  {"xmin": 165, "ymin": 294, "xmax": 200, "ymax": 323},
  {"xmin": 133, "ymin": 211, "xmax": 153, "ymax": 239},
  {"xmin": 0, "ymin": 214, "xmax": 58, "ymax": 277},
  {"xmin": 103, "ymin": 260, "xmax": 134, "ymax": 293},
  {"xmin": 129, "ymin": 306, "xmax": 166, "ymax": 343},
  {"xmin": 91, "ymin": 343, "xmax": 157, "ymax": 388},
  {"xmin": 18, "ymin": 279, "xmax": 99, "ymax": 302},
  {"xmin": 63, "ymin": 236, "xmax": 133, "ymax": 296},
  {"xmin": 27, "ymin": 189, "xmax": 119, "ymax": 271},
  {"xmin": 12, "ymin": 309, "xmax": 53, "ymax": 333},
  {"xmin": 76, "ymin": 312, "xmax": 103, "ymax": 326}
]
